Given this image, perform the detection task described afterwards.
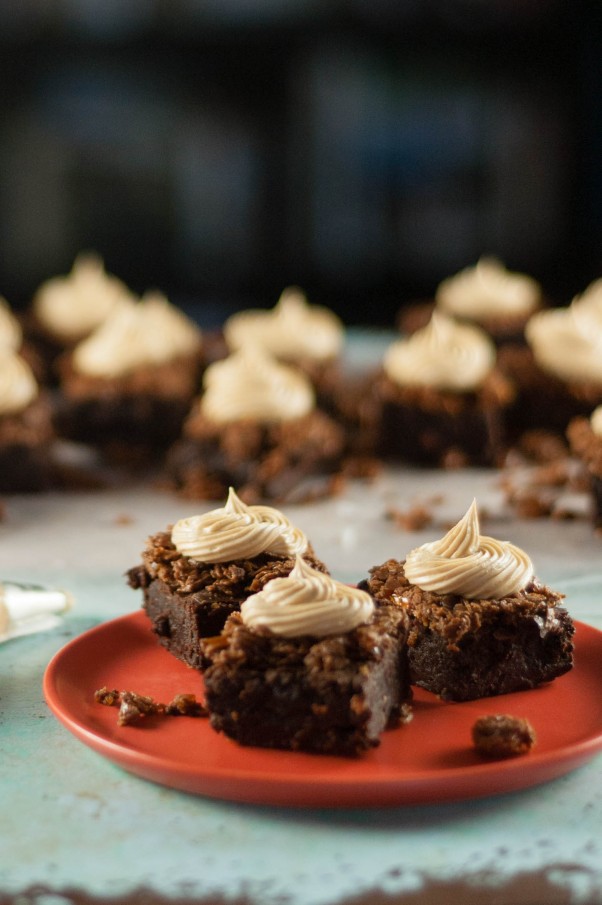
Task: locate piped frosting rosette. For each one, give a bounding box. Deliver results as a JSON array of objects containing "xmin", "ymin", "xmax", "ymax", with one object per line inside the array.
[
  {"xmin": 241, "ymin": 554, "xmax": 374, "ymax": 638},
  {"xmin": 199, "ymin": 345, "xmax": 315, "ymax": 424},
  {"xmin": 0, "ymin": 351, "xmax": 39, "ymax": 416},
  {"xmin": 525, "ymin": 290, "xmax": 602, "ymax": 384},
  {"xmin": 383, "ymin": 311, "xmax": 496, "ymax": 392},
  {"xmin": 33, "ymin": 252, "xmax": 135, "ymax": 343},
  {"xmin": 404, "ymin": 500, "xmax": 533, "ymax": 600},
  {"xmin": 435, "ymin": 257, "xmax": 541, "ymax": 320},
  {"xmin": 224, "ymin": 286, "xmax": 344, "ymax": 363},
  {"xmin": 171, "ymin": 487, "xmax": 309, "ymax": 564},
  {"xmin": 72, "ymin": 290, "xmax": 202, "ymax": 378}
]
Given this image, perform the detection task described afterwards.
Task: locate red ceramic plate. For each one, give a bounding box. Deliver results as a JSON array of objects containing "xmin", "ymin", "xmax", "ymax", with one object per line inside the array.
[{"xmin": 43, "ymin": 611, "xmax": 602, "ymax": 808}]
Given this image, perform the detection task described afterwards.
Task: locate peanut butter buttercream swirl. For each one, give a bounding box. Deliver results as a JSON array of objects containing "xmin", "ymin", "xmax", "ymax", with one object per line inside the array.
[
  {"xmin": 72, "ymin": 290, "xmax": 202, "ymax": 378},
  {"xmin": 0, "ymin": 298, "xmax": 22, "ymax": 351},
  {"xmin": 171, "ymin": 487, "xmax": 309, "ymax": 563},
  {"xmin": 435, "ymin": 257, "xmax": 541, "ymax": 319},
  {"xmin": 525, "ymin": 292, "xmax": 602, "ymax": 384},
  {"xmin": 241, "ymin": 554, "xmax": 374, "ymax": 638},
  {"xmin": 33, "ymin": 252, "xmax": 135, "ymax": 343},
  {"xmin": 199, "ymin": 345, "xmax": 314, "ymax": 424},
  {"xmin": 0, "ymin": 351, "xmax": 38, "ymax": 415},
  {"xmin": 383, "ymin": 312, "xmax": 496, "ymax": 392},
  {"xmin": 223, "ymin": 286, "xmax": 344, "ymax": 363},
  {"xmin": 404, "ymin": 500, "xmax": 533, "ymax": 599}
]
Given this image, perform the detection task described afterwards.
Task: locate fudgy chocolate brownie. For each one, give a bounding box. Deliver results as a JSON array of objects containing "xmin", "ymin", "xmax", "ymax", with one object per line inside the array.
[
  {"xmin": 498, "ymin": 345, "xmax": 602, "ymax": 441},
  {"xmin": 200, "ymin": 604, "xmax": 412, "ymax": 756},
  {"xmin": 165, "ymin": 409, "xmax": 346, "ymax": 504},
  {"xmin": 372, "ymin": 370, "xmax": 514, "ymax": 468},
  {"xmin": 54, "ymin": 353, "xmax": 202, "ymax": 463},
  {"xmin": 359, "ymin": 559, "xmax": 574, "ymax": 702},
  {"xmin": 127, "ymin": 530, "xmax": 328, "ymax": 670}
]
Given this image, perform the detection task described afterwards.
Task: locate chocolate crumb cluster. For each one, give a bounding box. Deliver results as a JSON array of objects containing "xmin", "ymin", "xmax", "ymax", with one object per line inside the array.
[
  {"xmin": 95, "ymin": 686, "xmax": 207, "ymax": 726},
  {"xmin": 472, "ymin": 714, "xmax": 536, "ymax": 759}
]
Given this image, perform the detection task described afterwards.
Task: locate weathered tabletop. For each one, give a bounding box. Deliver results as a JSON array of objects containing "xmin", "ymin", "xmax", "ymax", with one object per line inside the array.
[{"xmin": 1, "ymin": 462, "xmax": 602, "ymax": 905}]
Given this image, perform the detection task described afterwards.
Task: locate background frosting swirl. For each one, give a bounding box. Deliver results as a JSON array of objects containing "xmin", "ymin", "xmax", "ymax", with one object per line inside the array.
[
  {"xmin": 33, "ymin": 252, "xmax": 134, "ymax": 343},
  {"xmin": 171, "ymin": 487, "xmax": 309, "ymax": 563},
  {"xmin": 383, "ymin": 312, "xmax": 496, "ymax": 392},
  {"xmin": 435, "ymin": 257, "xmax": 541, "ymax": 319},
  {"xmin": 200, "ymin": 346, "xmax": 315, "ymax": 424},
  {"xmin": 72, "ymin": 290, "xmax": 202, "ymax": 378},
  {"xmin": 404, "ymin": 500, "xmax": 533, "ymax": 599},
  {"xmin": 241, "ymin": 555, "xmax": 374, "ymax": 638},
  {"xmin": 224, "ymin": 286, "xmax": 343, "ymax": 363},
  {"xmin": 525, "ymin": 295, "xmax": 602, "ymax": 384}
]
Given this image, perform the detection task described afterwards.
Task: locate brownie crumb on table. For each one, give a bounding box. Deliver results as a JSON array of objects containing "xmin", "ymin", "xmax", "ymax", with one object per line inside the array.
[
  {"xmin": 472, "ymin": 714, "xmax": 536, "ymax": 759},
  {"xmin": 385, "ymin": 502, "xmax": 434, "ymax": 532},
  {"xmin": 94, "ymin": 686, "xmax": 207, "ymax": 726}
]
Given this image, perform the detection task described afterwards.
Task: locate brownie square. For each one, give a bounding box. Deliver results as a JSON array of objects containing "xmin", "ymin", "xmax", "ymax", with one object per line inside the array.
[
  {"xmin": 127, "ymin": 530, "xmax": 329, "ymax": 670},
  {"xmin": 54, "ymin": 352, "xmax": 203, "ymax": 463},
  {"xmin": 360, "ymin": 559, "xmax": 574, "ymax": 702},
  {"xmin": 200, "ymin": 604, "xmax": 412, "ymax": 756},
  {"xmin": 498, "ymin": 345, "xmax": 602, "ymax": 441},
  {"xmin": 372, "ymin": 369, "xmax": 513, "ymax": 468},
  {"xmin": 165, "ymin": 409, "xmax": 346, "ymax": 504}
]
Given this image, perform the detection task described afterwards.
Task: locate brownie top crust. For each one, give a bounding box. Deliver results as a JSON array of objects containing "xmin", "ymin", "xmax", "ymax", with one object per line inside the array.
[
  {"xmin": 127, "ymin": 529, "xmax": 328, "ymax": 600},
  {"xmin": 374, "ymin": 367, "xmax": 514, "ymax": 413},
  {"xmin": 202, "ymin": 603, "xmax": 408, "ymax": 680},
  {"xmin": 360, "ymin": 557, "xmax": 569, "ymax": 651}
]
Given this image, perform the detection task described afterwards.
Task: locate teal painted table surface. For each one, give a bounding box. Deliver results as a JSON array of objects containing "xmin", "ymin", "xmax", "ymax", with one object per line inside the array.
[{"xmin": 1, "ymin": 467, "xmax": 602, "ymax": 905}]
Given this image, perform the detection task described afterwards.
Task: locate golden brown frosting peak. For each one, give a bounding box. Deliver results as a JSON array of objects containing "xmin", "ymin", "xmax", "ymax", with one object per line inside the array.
[
  {"xmin": 199, "ymin": 345, "xmax": 315, "ymax": 424},
  {"xmin": 33, "ymin": 252, "xmax": 134, "ymax": 343},
  {"xmin": 525, "ymin": 292, "xmax": 602, "ymax": 384},
  {"xmin": 223, "ymin": 286, "xmax": 344, "ymax": 363},
  {"xmin": 241, "ymin": 554, "xmax": 374, "ymax": 638},
  {"xmin": 171, "ymin": 487, "xmax": 309, "ymax": 563},
  {"xmin": 404, "ymin": 500, "xmax": 533, "ymax": 599},
  {"xmin": 383, "ymin": 312, "xmax": 496, "ymax": 392},
  {"xmin": 436, "ymin": 257, "xmax": 541, "ymax": 320},
  {"xmin": 72, "ymin": 290, "xmax": 202, "ymax": 378}
]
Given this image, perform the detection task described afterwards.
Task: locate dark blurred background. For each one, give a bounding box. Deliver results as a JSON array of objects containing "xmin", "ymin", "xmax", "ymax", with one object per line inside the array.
[{"xmin": 0, "ymin": 0, "xmax": 599, "ymax": 327}]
